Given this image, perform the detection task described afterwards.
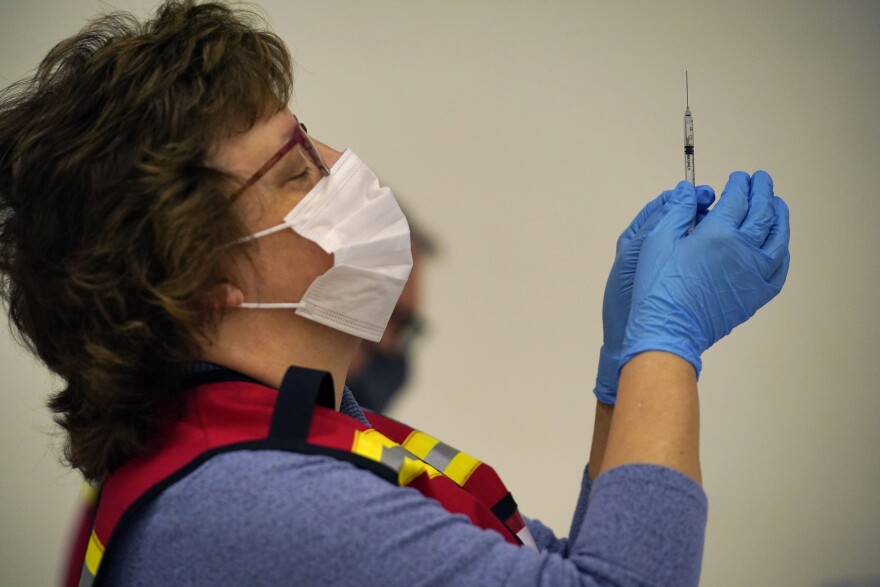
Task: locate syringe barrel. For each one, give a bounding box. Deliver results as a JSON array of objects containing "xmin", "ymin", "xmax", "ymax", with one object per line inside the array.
[{"xmin": 684, "ymin": 111, "xmax": 695, "ymax": 183}]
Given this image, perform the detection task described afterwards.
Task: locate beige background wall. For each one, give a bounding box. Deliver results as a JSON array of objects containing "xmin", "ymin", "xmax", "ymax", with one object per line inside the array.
[{"xmin": 2, "ymin": 1, "xmax": 878, "ymax": 585}]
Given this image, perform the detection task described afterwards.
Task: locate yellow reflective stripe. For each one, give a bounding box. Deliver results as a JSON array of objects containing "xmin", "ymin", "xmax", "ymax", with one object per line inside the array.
[
  {"xmin": 402, "ymin": 431, "xmax": 484, "ymax": 488},
  {"xmin": 352, "ymin": 429, "xmax": 442, "ymax": 484},
  {"xmin": 352, "ymin": 429, "xmax": 389, "ymax": 461},
  {"xmin": 416, "ymin": 459, "xmax": 443, "ymax": 480},
  {"xmin": 84, "ymin": 530, "xmax": 105, "ymax": 576},
  {"xmin": 401, "ymin": 430, "xmax": 439, "ymax": 460},
  {"xmin": 396, "ymin": 454, "xmax": 427, "ymax": 486},
  {"xmin": 362, "ymin": 427, "xmax": 486, "ymax": 487},
  {"xmin": 443, "ymin": 452, "xmax": 481, "ymax": 486}
]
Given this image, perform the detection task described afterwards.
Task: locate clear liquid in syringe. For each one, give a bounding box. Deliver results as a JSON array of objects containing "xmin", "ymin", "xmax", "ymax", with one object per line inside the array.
[{"xmin": 684, "ymin": 71, "xmax": 695, "ymax": 184}]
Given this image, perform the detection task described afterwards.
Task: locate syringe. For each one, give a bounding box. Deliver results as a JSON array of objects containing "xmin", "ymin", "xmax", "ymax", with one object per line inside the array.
[{"xmin": 684, "ymin": 71, "xmax": 695, "ymax": 184}]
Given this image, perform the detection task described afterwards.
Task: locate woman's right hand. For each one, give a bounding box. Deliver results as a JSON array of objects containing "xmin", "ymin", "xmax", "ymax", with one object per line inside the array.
[
  {"xmin": 594, "ymin": 184, "xmax": 715, "ymax": 404},
  {"xmin": 619, "ymin": 171, "xmax": 790, "ymax": 376}
]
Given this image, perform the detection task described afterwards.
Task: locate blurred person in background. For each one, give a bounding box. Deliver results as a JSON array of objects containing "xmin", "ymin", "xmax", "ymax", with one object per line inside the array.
[{"xmin": 346, "ymin": 211, "xmax": 436, "ymax": 413}]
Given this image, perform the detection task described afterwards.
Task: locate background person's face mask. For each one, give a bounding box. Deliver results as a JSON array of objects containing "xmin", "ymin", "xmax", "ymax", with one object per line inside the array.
[
  {"xmin": 237, "ymin": 149, "xmax": 412, "ymax": 342},
  {"xmin": 346, "ymin": 348, "xmax": 409, "ymax": 413}
]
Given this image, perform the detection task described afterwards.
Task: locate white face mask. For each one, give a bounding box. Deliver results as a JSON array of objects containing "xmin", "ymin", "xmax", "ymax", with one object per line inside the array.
[{"xmin": 237, "ymin": 149, "xmax": 412, "ymax": 342}]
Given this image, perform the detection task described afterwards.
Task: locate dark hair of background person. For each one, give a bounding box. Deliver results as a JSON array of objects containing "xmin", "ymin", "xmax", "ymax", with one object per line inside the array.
[{"xmin": 0, "ymin": 0, "xmax": 292, "ymax": 481}]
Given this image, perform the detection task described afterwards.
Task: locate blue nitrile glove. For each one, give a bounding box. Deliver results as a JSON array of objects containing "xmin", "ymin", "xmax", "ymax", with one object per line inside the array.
[
  {"xmin": 594, "ymin": 184, "xmax": 716, "ymax": 404},
  {"xmin": 619, "ymin": 171, "xmax": 791, "ymax": 376}
]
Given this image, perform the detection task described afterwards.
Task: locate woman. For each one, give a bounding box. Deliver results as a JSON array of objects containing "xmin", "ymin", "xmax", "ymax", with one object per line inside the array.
[{"xmin": 0, "ymin": 2, "xmax": 789, "ymax": 586}]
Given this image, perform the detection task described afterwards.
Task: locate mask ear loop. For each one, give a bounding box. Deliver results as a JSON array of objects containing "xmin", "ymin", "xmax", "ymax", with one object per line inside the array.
[
  {"xmin": 226, "ymin": 223, "xmax": 306, "ymax": 308},
  {"xmin": 230, "ymin": 222, "xmax": 289, "ymax": 246},
  {"xmin": 238, "ymin": 302, "xmax": 303, "ymax": 309}
]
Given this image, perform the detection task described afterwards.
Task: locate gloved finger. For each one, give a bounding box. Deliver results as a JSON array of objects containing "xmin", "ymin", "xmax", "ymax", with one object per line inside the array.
[
  {"xmin": 702, "ymin": 171, "xmax": 751, "ymax": 230},
  {"xmin": 645, "ymin": 181, "xmax": 697, "ymax": 246},
  {"xmin": 633, "ymin": 184, "xmax": 713, "ymax": 238},
  {"xmin": 761, "ymin": 196, "xmax": 790, "ymax": 262},
  {"xmin": 768, "ymin": 251, "xmax": 791, "ymax": 294},
  {"xmin": 753, "ymin": 196, "xmax": 790, "ymax": 281},
  {"xmin": 614, "ymin": 202, "xmax": 669, "ymax": 273},
  {"xmin": 696, "ymin": 184, "xmax": 716, "ymax": 211},
  {"xmin": 739, "ymin": 170, "xmax": 776, "ymax": 246},
  {"xmin": 694, "ymin": 184, "xmax": 716, "ymax": 225},
  {"xmin": 618, "ymin": 189, "xmax": 673, "ymax": 247}
]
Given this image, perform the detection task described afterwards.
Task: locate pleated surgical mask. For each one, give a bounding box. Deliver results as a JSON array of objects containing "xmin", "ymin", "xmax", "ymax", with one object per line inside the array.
[{"xmin": 236, "ymin": 149, "xmax": 412, "ymax": 342}]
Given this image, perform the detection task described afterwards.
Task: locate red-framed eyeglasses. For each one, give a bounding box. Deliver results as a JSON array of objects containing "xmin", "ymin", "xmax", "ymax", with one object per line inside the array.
[{"xmin": 229, "ymin": 121, "xmax": 330, "ymax": 201}]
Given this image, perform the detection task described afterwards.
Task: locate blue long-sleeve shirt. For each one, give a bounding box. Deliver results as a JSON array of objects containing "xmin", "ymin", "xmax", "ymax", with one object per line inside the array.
[{"xmin": 101, "ymin": 388, "xmax": 707, "ymax": 586}]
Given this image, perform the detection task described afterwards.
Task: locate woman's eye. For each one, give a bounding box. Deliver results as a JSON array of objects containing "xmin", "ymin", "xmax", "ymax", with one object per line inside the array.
[{"xmin": 287, "ymin": 167, "xmax": 312, "ymax": 184}]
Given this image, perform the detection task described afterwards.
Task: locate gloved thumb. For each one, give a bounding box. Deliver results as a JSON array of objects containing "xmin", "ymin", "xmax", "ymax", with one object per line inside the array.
[{"xmin": 647, "ymin": 181, "xmax": 697, "ymax": 245}]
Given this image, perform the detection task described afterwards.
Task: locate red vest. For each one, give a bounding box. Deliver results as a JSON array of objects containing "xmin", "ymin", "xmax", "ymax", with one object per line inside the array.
[{"xmin": 74, "ymin": 366, "xmax": 535, "ymax": 586}]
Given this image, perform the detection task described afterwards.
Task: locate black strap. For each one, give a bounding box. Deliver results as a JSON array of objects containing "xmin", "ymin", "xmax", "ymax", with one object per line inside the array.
[
  {"xmin": 490, "ymin": 492, "xmax": 518, "ymax": 522},
  {"xmin": 269, "ymin": 366, "xmax": 336, "ymax": 442},
  {"xmin": 178, "ymin": 362, "xmax": 335, "ymax": 443}
]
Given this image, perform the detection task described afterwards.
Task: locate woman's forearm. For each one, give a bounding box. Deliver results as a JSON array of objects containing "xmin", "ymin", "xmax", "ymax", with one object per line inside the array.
[
  {"xmin": 587, "ymin": 402, "xmax": 613, "ymax": 480},
  {"xmin": 598, "ymin": 351, "xmax": 701, "ymax": 484}
]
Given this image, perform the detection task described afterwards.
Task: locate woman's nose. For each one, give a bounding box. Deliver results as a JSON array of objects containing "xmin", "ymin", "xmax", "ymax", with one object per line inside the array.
[{"xmin": 312, "ymin": 138, "xmax": 343, "ymax": 170}]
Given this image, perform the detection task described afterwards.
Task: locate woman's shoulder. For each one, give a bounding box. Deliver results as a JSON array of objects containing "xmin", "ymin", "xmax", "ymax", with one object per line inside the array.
[
  {"xmin": 101, "ymin": 449, "xmax": 403, "ymax": 584},
  {"xmin": 125, "ymin": 448, "xmax": 395, "ymax": 529}
]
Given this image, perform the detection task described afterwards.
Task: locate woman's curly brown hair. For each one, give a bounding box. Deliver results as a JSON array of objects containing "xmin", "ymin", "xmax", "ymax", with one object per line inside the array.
[{"xmin": 0, "ymin": 0, "xmax": 292, "ymax": 481}]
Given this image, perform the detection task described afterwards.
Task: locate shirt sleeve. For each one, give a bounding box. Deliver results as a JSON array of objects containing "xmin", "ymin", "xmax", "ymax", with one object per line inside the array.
[
  {"xmin": 103, "ymin": 450, "xmax": 707, "ymax": 587},
  {"xmin": 523, "ymin": 463, "xmax": 594, "ymax": 556}
]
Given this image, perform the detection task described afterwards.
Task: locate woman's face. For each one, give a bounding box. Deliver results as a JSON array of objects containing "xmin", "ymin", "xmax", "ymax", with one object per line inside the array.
[{"xmin": 210, "ymin": 108, "xmax": 343, "ymax": 305}]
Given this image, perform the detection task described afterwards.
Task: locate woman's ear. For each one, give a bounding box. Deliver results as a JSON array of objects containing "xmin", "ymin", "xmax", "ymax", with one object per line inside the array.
[{"xmin": 206, "ymin": 282, "xmax": 245, "ymax": 312}]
